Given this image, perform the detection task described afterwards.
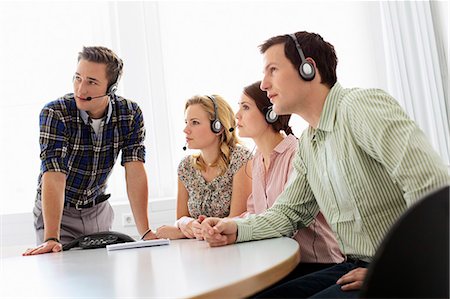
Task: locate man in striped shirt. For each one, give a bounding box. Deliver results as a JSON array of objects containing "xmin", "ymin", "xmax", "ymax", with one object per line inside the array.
[
  {"xmin": 24, "ymin": 47, "xmax": 156, "ymax": 256},
  {"xmin": 201, "ymin": 31, "xmax": 450, "ymax": 298}
]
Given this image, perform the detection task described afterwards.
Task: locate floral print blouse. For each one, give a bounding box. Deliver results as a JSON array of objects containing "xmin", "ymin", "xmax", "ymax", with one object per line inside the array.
[{"xmin": 178, "ymin": 146, "xmax": 251, "ymax": 219}]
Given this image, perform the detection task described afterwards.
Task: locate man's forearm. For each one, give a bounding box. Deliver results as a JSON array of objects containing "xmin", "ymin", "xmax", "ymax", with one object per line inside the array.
[
  {"xmin": 129, "ymin": 196, "xmax": 150, "ymax": 235},
  {"xmin": 41, "ymin": 172, "xmax": 66, "ymax": 240},
  {"xmin": 125, "ymin": 162, "xmax": 150, "ymax": 236}
]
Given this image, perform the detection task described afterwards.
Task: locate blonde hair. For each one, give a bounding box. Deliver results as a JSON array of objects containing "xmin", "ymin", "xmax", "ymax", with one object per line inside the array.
[{"xmin": 185, "ymin": 95, "xmax": 239, "ymax": 175}]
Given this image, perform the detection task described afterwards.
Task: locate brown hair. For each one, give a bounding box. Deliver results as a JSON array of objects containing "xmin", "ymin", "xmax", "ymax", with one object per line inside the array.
[
  {"xmin": 243, "ymin": 81, "xmax": 293, "ymax": 136},
  {"xmin": 259, "ymin": 31, "xmax": 337, "ymax": 88},
  {"xmin": 78, "ymin": 46, "xmax": 123, "ymax": 90},
  {"xmin": 185, "ymin": 95, "xmax": 239, "ymax": 175}
]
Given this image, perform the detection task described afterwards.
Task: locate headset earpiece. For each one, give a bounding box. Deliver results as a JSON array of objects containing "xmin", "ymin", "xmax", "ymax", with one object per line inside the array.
[
  {"xmin": 206, "ymin": 95, "xmax": 223, "ymax": 133},
  {"xmin": 211, "ymin": 119, "xmax": 223, "ymax": 134},
  {"xmin": 264, "ymin": 106, "xmax": 278, "ymax": 124},
  {"xmin": 107, "ymin": 82, "xmax": 118, "ymax": 96},
  {"xmin": 289, "ymin": 33, "xmax": 315, "ymax": 81},
  {"xmin": 106, "ymin": 59, "xmax": 123, "ymax": 96},
  {"xmin": 300, "ymin": 60, "xmax": 315, "ymax": 81}
]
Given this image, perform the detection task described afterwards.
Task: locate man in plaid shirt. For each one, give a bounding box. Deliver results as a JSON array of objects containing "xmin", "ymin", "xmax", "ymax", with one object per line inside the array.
[{"xmin": 24, "ymin": 46, "xmax": 156, "ymax": 255}]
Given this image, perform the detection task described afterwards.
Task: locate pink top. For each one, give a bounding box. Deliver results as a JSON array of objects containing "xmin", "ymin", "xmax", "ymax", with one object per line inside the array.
[{"xmin": 247, "ymin": 134, "xmax": 344, "ymax": 263}]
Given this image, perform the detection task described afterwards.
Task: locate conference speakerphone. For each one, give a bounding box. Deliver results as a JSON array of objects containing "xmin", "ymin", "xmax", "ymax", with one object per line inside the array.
[{"xmin": 106, "ymin": 238, "xmax": 170, "ymax": 251}]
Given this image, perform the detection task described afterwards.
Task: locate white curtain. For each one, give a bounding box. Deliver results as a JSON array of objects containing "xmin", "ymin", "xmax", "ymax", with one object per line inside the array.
[{"xmin": 379, "ymin": 1, "xmax": 450, "ymax": 166}]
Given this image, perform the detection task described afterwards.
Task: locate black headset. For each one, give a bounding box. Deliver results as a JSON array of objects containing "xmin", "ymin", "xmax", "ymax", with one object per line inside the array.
[
  {"xmin": 107, "ymin": 59, "xmax": 123, "ymax": 96},
  {"xmin": 107, "ymin": 80, "xmax": 118, "ymax": 96},
  {"xmin": 263, "ymin": 106, "xmax": 278, "ymax": 124},
  {"xmin": 206, "ymin": 95, "xmax": 223, "ymax": 133},
  {"xmin": 288, "ymin": 33, "xmax": 315, "ymax": 81}
]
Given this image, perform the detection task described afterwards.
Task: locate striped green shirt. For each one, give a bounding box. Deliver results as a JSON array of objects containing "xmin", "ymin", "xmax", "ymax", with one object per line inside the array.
[{"xmin": 236, "ymin": 83, "xmax": 450, "ymax": 261}]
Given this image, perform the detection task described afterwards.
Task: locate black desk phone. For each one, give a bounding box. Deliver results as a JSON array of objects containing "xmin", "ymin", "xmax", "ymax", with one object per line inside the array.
[{"xmin": 62, "ymin": 231, "xmax": 135, "ymax": 251}]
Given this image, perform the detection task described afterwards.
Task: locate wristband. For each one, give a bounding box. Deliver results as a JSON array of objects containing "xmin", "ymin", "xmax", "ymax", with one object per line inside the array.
[
  {"xmin": 140, "ymin": 229, "xmax": 153, "ymax": 240},
  {"xmin": 44, "ymin": 237, "xmax": 60, "ymax": 243}
]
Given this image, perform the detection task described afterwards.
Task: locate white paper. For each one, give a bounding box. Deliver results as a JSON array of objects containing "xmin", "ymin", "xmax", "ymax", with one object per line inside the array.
[{"xmin": 106, "ymin": 239, "xmax": 170, "ymax": 251}]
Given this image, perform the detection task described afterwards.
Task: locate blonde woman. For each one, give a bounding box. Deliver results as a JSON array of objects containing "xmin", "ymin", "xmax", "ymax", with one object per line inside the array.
[{"xmin": 156, "ymin": 95, "xmax": 252, "ymax": 239}]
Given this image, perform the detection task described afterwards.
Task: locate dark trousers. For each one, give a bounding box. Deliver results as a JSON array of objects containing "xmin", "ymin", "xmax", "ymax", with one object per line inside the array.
[
  {"xmin": 279, "ymin": 263, "xmax": 338, "ymax": 285},
  {"xmin": 255, "ymin": 261, "xmax": 368, "ymax": 298}
]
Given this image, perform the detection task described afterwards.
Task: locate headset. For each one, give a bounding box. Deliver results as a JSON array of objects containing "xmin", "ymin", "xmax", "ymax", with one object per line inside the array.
[
  {"xmin": 288, "ymin": 33, "xmax": 315, "ymax": 81},
  {"xmin": 263, "ymin": 106, "xmax": 278, "ymax": 124},
  {"xmin": 206, "ymin": 95, "xmax": 223, "ymax": 133},
  {"xmin": 182, "ymin": 95, "xmax": 227, "ymax": 150},
  {"xmin": 83, "ymin": 59, "xmax": 123, "ymax": 101},
  {"xmin": 106, "ymin": 59, "xmax": 123, "ymax": 96},
  {"xmin": 106, "ymin": 79, "xmax": 118, "ymax": 97}
]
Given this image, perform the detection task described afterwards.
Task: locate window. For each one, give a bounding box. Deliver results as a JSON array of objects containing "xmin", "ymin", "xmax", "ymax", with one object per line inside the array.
[{"xmin": 0, "ymin": 2, "xmax": 116, "ymax": 214}]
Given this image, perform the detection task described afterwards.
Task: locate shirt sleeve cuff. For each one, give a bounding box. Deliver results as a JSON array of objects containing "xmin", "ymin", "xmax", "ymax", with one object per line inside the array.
[
  {"xmin": 175, "ymin": 216, "xmax": 195, "ymax": 228},
  {"xmin": 41, "ymin": 158, "xmax": 68, "ymax": 174},
  {"xmin": 121, "ymin": 146, "xmax": 146, "ymax": 166},
  {"xmin": 235, "ymin": 219, "xmax": 253, "ymax": 242}
]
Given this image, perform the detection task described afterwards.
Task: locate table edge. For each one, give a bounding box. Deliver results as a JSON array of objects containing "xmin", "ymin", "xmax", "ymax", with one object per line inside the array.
[{"xmin": 191, "ymin": 241, "xmax": 301, "ymax": 299}]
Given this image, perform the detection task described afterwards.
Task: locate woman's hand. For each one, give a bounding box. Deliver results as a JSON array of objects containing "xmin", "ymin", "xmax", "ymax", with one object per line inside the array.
[
  {"xmin": 179, "ymin": 220, "xmax": 195, "ymax": 239},
  {"xmin": 156, "ymin": 225, "xmax": 186, "ymax": 239},
  {"xmin": 192, "ymin": 215, "xmax": 207, "ymax": 240}
]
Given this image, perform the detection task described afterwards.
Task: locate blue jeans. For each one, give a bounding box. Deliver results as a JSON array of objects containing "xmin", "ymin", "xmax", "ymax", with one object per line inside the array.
[{"xmin": 255, "ymin": 261, "xmax": 368, "ymax": 298}]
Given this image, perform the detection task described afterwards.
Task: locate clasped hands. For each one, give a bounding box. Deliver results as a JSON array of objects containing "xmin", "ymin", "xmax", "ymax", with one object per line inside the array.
[
  {"xmin": 176, "ymin": 216, "xmax": 238, "ymax": 245},
  {"xmin": 180, "ymin": 215, "xmax": 206, "ymax": 239}
]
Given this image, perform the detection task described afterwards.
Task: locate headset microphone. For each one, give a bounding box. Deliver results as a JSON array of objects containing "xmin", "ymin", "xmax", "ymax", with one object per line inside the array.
[
  {"xmin": 182, "ymin": 143, "xmax": 187, "ymax": 151},
  {"xmin": 229, "ymin": 126, "xmax": 237, "ymax": 132},
  {"xmin": 86, "ymin": 94, "xmax": 107, "ymax": 101}
]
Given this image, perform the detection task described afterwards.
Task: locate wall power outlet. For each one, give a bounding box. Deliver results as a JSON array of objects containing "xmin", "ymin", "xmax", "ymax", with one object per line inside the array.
[{"xmin": 122, "ymin": 213, "xmax": 136, "ymax": 227}]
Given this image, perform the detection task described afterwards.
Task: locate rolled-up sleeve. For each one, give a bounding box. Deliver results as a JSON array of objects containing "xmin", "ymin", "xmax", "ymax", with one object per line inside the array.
[
  {"xmin": 39, "ymin": 107, "xmax": 68, "ymax": 174},
  {"xmin": 121, "ymin": 104, "xmax": 146, "ymax": 165}
]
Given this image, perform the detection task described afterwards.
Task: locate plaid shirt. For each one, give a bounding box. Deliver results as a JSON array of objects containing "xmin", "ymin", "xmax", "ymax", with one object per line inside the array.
[{"xmin": 37, "ymin": 93, "xmax": 146, "ymax": 206}]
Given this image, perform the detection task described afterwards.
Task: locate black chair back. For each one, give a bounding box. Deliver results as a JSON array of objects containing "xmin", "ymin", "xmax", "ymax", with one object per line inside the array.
[{"xmin": 360, "ymin": 185, "xmax": 449, "ymax": 298}]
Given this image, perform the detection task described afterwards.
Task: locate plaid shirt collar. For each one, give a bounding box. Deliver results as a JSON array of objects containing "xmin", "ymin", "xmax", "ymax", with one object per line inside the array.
[{"xmin": 79, "ymin": 97, "xmax": 113, "ymax": 124}]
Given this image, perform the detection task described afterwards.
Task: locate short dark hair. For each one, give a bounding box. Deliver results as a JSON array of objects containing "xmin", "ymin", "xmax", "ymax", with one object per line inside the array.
[
  {"xmin": 243, "ymin": 81, "xmax": 293, "ymax": 136},
  {"xmin": 259, "ymin": 31, "xmax": 337, "ymax": 88},
  {"xmin": 77, "ymin": 46, "xmax": 123, "ymax": 89}
]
